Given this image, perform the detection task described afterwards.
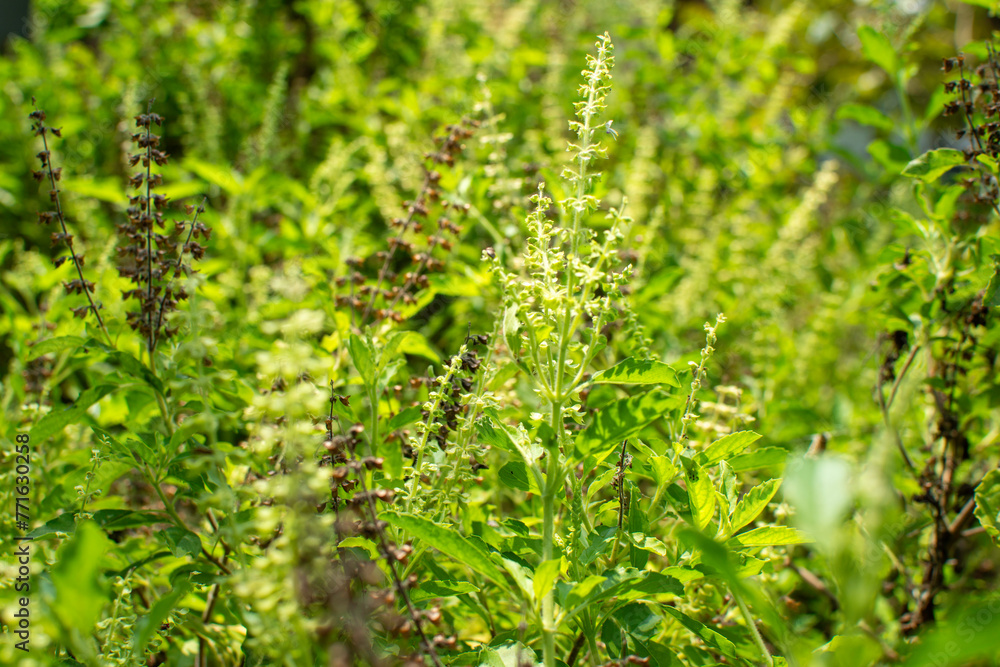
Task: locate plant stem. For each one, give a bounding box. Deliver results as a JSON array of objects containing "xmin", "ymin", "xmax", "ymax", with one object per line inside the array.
[
  {"xmin": 148, "ymin": 354, "xmax": 175, "ymax": 439},
  {"xmin": 733, "ymin": 587, "xmax": 773, "ymax": 667},
  {"xmin": 541, "ymin": 398, "xmax": 563, "ymax": 667},
  {"xmin": 35, "ymin": 108, "xmax": 113, "ymax": 347}
]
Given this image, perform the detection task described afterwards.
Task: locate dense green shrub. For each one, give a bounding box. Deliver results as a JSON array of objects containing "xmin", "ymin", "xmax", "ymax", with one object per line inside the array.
[{"xmin": 1, "ymin": 1, "xmax": 999, "ymax": 666}]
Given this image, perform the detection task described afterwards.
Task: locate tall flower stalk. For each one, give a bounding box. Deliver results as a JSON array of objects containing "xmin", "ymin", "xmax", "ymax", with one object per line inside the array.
[
  {"xmin": 28, "ymin": 101, "xmax": 112, "ymax": 345},
  {"xmin": 486, "ymin": 32, "xmax": 627, "ymax": 667}
]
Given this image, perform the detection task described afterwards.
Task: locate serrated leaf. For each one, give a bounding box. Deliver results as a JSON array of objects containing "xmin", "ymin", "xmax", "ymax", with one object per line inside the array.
[
  {"xmin": 581, "ymin": 525, "xmax": 616, "ymax": 565},
  {"xmin": 590, "ymin": 358, "xmax": 679, "ymax": 386},
  {"xmin": 727, "ymin": 526, "xmax": 810, "ymax": 548},
  {"xmin": 578, "ymin": 390, "xmax": 683, "ymax": 458},
  {"xmin": 476, "ymin": 417, "xmax": 516, "ymax": 453},
  {"xmin": 902, "ymin": 148, "xmax": 966, "ymax": 183},
  {"xmin": 382, "ymin": 512, "xmax": 504, "ymax": 583},
  {"xmin": 631, "ymin": 533, "xmax": 667, "ymax": 556},
  {"xmin": 27, "ymin": 336, "xmax": 85, "ymax": 361},
  {"xmin": 680, "ymin": 455, "xmax": 716, "ymax": 531},
  {"xmin": 699, "ymin": 430, "xmax": 761, "ymax": 466},
  {"xmin": 730, "ymin": 479, "xmax": 782, "ymax": 534}
]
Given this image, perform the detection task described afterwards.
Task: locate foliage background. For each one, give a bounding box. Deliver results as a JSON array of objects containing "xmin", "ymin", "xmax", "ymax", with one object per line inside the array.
[{"xmin": 1, "ymin": 0, "xmax": 999, "ymax": 666}]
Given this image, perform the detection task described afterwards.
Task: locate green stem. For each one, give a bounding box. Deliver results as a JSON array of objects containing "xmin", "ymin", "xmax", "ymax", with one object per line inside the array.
[
  {"xmin": 147, "ymin": 354, "xmax": 175, "ymax": 439},
  {"xmin": 733, "ymin": 587, "xmax": 773, "ymax": 667},
  {"xmin": 541, "ymin": 399, "xmax": 563, "ymax": 667}
]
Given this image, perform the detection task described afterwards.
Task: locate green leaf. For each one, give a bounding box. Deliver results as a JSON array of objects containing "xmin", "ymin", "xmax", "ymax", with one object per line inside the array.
[
  {"xmin": 502, "ymin": 304, "xmax": 522, "ymax": 357},
  {"xmin": 92, "ymin": 510, "xmax": 166, "ymax": 532},
  {"xmin": 382, "ymin": 512, "xmax": 504, "ymax": 583},
  {"xmin": 27, "ymin": 335, "xmax": 85, "ymax": 361},
  {"xmin": 590, "ymin": 358, "xmax": 679, "ymax": 387},
  {"xmin": 728, "ymin": 447, "xmax": 787, "ymax": 472},
  {"xmin": 476, "ymin": 417, "xmax": 517, "ymax": 454},
  {"xmin": 347, "ymin": 333, "xmax": 374, "ymax": 386},
  {"xmin": 29, "ymin": 384, "xmax": 116, "ymax": 442},
  {"xmin": 580, "ymin": 525, "xmax": 616, "ymax": 565},
  {"xmin": 564, "ymin": 569, "xmax": 684, "ymax": 624},
  {"xmin": 91, "ymin": 426, "xmax": 134, "ymax": 462},
  {"xmin": 410, "ymin": 580, "xmax": 480, "ymax": 602},
  {"xmin": 51, "ymin": 521, "xmax": 111, "ymax": 632},
  {"xmin": 815, "ymin": 633, "xmax": 884, "ymax": 665},
  {"xmin": 27, "ymin": 512, "xmax": 78, "ymax": 538},
  {"xmin": 498, "ymin": 461, "xmax": 540, "ymax": 493},
  {"xmin": 533, "ymin": 558, "xmax": 561, "ymax": 603},
  {"xmin": 902, "ymin": 148, "xmax": 967, "ymax": 183},
  {"xmin": 836, "ymin": 103, "xmax": 894, "ymax": 132},
  {"xmin": 376, "ymin": 331, "xmax": 411, "ymax": 379},
  {"xmin": 107, "ymin": 350, "xmax": 164, "ymax": 395},
  {"xmin": 183, "ymin": 157, "xmax": 244, "ymax": 194},
  {"xmin": 338, "ymin": 536, "xmax": 379, "ymax": 559},
  {"xmin": 661, "ymin": 605, "xmax": 738, "ymax": 658},
  {"xmin": 857, "ymin": 26, "xmax": 900, "ymax": 77},
  {"xmin": 397, "ymin": 330, "xmax": 441, "ymax": 363},
  {"xmin": 133, "ymin": 578, "xmax": 192, "ymax": 658},
  {"xmin": 727, "ymin": 526, "xmax": 810, "ymax": 548},
  {"xmin": 730, "ymin": 479, "xmax": 782, "ymax": 534},
  {"xmin": 632, "ymin": 639, "xmax": 681, "ymax": 667},
  {"xmin": 977, "ymin": 153, "xmax": 999, "ymax": 174},
  {"xmin": 629, "ymin": 486, "xmax": 650, "ymax": 569},
  {"xmin": 498, "ymin": 554, "xmax": 535, "ymax": 602},
  {"xmin": 631, "ymin": 533, "xmax": 667, "ymax": 556},
  {"xmin": 161, "ymin": 527, "xmax": 203, "ymax": 559},
  {"xmin": 480, "ymin": 642, "xmax": 538, "ymax": 667},
  {"xmin": 680, "ymin": 456, "xmax": 716, "ymax": 531},
  {"xmin": 578, "ymin": 390, "xmax": 684, "ymax": 458},
  {"xmin": 699, "ymin": 430, "xmax": 761, "ymax": 466},
  {"xmin": 64, "ymin": 177, "xmax": 126, "ymax": 204},
  {"xmin": 386, "ymin": 405, "xmax": 422, "ymax": 432},
  {"xmin": 974, "ymin": 469, "xmax": 1000, "ymax": 547},
  {"xmin": 982, "ymin": 256, "xmax": 1000, "ymax": 309}
]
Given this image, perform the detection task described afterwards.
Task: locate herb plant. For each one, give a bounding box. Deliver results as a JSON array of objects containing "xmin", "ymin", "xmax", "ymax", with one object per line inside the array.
[{"xmin": 2, "ymin": 2, "xmax": 1000, "ymax": 667}]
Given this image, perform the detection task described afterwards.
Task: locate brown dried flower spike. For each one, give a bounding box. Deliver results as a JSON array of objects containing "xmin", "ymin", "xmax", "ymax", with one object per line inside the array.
[
  {"xmin": 28, "ymin": 100, "xmax": 110, "ymax": 342},
  {"xmin": 116, "ymin": 101, "xmax": 210, "ymax": 353}
]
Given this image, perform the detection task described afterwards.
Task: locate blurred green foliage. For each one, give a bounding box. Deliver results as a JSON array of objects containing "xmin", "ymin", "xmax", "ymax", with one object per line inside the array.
[{"xmin": 1, "ymin": 0, "xmax": 1000, "ymax": 666}]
